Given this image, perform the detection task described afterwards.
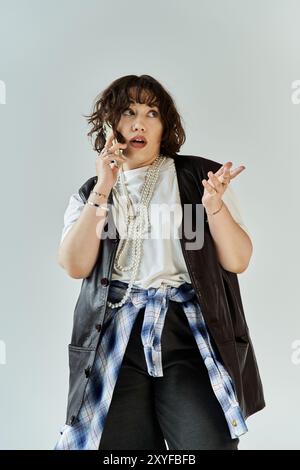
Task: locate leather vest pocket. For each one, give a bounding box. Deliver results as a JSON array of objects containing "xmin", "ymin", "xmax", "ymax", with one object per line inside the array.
[
  {"xmin": 235, "ymin": 336, "xmax": 249, "ymax": 371},
  {"xmin": 221, "ymin": 270, "xmax": 247, "ymax": 338},
  {"xmin": 65, "ymin": 344, "xmax": 96, "ymax": 426},
  {"xmin": 107, "ymin": 283, "xmax": 128, "ymax": 304}
]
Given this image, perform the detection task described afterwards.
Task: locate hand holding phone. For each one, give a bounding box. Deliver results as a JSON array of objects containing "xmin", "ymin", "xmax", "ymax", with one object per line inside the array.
[
  {"xmin": 103, "ymin": 122, "xmax": 123, "ymax": 166},
  {"xmin": 95, "ymin": 122, "xmax": 127, "ymax": 190}
]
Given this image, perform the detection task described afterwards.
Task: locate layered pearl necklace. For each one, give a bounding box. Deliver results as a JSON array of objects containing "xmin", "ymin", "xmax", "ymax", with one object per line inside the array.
[{"xmin": 107, "ymin": 154, "xmax": 167, "ymax": 308}]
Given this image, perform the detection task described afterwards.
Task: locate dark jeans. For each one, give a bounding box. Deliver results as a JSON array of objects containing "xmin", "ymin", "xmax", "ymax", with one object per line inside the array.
[{"xmin": 99, "ymin": 281, "xmax": 240, "ymax": 450}]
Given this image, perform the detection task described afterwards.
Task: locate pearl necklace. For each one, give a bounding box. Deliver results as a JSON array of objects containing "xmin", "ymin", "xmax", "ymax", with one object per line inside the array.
[{"xmin": 107, "ymin": 154, "xmax": 167, "ymax": 308}]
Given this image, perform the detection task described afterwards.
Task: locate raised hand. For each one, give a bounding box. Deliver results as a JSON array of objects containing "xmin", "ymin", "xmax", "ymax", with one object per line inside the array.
[{"xmin": 201, "ymin": 161, "xmax": 245, "ymax": 214}]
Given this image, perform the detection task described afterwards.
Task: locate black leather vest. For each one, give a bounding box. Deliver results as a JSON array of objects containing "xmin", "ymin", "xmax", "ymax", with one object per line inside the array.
[{"xmin": 64, "ymin": 153, "xmax": 265, "ymax": 426}]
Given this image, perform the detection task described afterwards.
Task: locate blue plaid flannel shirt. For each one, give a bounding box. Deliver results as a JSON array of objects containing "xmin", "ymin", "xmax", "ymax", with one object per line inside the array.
[{"xmin": 54, "ymin": 280, "xmax": 248, "ymax": 450}]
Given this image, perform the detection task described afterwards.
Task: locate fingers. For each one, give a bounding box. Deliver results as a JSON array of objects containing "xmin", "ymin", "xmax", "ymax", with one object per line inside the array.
[
  {"xmin": 215, "ymin": 161, "xmax": 232, "ymax": 177},
  {"xmin": 210, "ymin": 162, "xmax": 246, "ymax": 183},
  {"xmin": 100, "ymin": 155, "xmax": 127, "ymax": 169},
  {"xmin": 104, "ymin": 131, "xmax": 115, "ymax": 149},
  {"xmin": 228, "ymin": 165, "xmax": 246, "ymax": 179},
  {"xmin": 221, "ymin": 165, "xmax": 231, "ymax": 183},
  {"xmin": 100, "ymin": 144, "xmax": 127, "ymax": 160},
  {"xmin": 207, "ymin": 171, "xmax": 223, "ymax": 192},
  {"xmin": 101, "ymin": 153, "xmax": 127, "ymax": 163},
  {"xmin": 202, "ymin": 179, "xmax": 217, "ymax": 194},
  {"xmin": 203, "ymin": 167, "xmax": 231, "ymax": 193},
  {"xmin": 105, "ymin": 130, "xmax": 127, "ymax": 153}
]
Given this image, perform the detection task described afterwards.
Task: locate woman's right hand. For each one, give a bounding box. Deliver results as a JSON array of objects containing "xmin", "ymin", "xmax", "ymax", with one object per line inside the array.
[{"xmin": 95, "ymin": 132, "xmax": 128, "ymax": 190}]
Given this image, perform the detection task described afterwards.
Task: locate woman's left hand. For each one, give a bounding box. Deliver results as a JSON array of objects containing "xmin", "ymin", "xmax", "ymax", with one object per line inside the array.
[{"xmin": 201, "ymin": 161, "xmax": 245, "ymax": 213}]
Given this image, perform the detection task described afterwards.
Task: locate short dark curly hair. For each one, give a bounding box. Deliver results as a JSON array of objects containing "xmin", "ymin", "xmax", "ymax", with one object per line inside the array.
[{"xmin": 84, "ymin": 74, "xmax": 186, "ymax": 156}]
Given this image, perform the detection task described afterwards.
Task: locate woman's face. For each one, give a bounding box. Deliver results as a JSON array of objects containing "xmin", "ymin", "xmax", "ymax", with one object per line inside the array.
[{"xmin": 116, "ymin": 91, "xmax": 164, "ymax": 166}]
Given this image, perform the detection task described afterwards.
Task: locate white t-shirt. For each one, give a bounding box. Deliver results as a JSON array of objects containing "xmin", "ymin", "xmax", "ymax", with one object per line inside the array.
[{"xmin": 60, "ymin": 157, "xmax": 250, "ymax": 288}]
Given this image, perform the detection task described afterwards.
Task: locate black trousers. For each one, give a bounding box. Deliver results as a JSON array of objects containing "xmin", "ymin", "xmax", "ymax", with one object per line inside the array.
[{"xmin": 99, "ymin": 283, "xmax": 240, "ymax": 450}]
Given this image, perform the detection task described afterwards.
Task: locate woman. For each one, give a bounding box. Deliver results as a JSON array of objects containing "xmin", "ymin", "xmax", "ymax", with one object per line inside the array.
[{"xmin": 54, "ymin": 74, "xmax": 265, "ymax": 450}]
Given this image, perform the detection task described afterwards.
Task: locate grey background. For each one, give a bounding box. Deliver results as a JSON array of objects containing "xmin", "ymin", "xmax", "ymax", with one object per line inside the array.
[{"xmin": 0, "ymin": 0, "xmax": 299, "ymax": 449}]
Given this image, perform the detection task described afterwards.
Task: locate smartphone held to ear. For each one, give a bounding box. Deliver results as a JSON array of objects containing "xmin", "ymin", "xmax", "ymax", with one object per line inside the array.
[{"xmin": 103, "ymin": 121, "xmax": 123, "ymax": 168}]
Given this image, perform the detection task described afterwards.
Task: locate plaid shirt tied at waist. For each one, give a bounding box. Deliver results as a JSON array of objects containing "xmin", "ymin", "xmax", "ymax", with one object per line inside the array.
[{"xmin": 54, "ymin": 280, "xmax": 248, "ymax": 450}]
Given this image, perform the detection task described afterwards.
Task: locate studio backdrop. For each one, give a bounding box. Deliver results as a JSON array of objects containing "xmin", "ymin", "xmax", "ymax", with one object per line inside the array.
[{"xmin": 0, "ymin": 0, "xmax": 299, "ymax": 450}]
